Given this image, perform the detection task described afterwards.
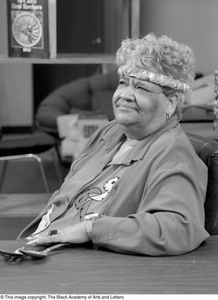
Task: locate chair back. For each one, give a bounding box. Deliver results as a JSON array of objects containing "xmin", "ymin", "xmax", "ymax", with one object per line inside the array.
[{"xmin": 188, "ymin": 133, "xmax": 218, "ymax": 235}]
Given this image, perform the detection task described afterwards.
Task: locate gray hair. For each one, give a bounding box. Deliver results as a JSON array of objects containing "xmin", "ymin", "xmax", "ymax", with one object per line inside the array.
[{"xmin": 116, "ymin": 33, "xmax": 196, "ymax": 120}]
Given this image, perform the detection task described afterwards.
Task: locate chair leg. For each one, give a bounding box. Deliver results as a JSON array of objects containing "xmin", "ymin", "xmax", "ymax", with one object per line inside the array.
[
  {"xmin": 0, "ymin": 160, "xmax": 8, "ymax": 192},
  {"xmin": 50, "ymin": 148, "xmax": 64, "ymax": 184},
  {"xmin": 0, "ymin": 154, "xmax": 50, "ymax": 193},
  {"xmin": 50, "ymin": 147, "xmax": 64, "ymax": 184},
  {"xmin": 25, "ymin": 154, "xmax": 50, "ymax": 193}
]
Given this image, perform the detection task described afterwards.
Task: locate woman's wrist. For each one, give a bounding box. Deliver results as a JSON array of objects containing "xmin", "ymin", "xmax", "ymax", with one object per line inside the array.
[{"xmin": 83, "ymin": 212, "xmax": 101, "ymax": 238}]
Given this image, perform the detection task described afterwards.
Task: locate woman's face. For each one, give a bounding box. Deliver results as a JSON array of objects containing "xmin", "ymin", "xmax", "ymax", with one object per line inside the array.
[{"xmin": 112, "ymin": 76, "xmax": 172, "ymax": 139}]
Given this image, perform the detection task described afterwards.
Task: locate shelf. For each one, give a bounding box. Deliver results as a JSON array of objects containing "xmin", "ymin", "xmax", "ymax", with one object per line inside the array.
[{"xmin": 0, "ymin": 53, "xmax": 116, "ymax": 64}]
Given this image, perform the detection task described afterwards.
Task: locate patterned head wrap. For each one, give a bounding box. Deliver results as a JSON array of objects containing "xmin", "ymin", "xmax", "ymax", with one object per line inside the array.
[
  {"xmin": 118, "ymin": 66, "xmax": 190, "ymax": 92},
  {"xmin": 116, "ymin": 33, "xmax": 196, "ymax": 94}
]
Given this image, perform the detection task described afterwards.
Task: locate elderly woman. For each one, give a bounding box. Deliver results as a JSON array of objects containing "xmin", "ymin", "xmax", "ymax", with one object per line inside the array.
[{"xmin": 21, "ymin": 33, "xmax": 209, "ymax": 256}]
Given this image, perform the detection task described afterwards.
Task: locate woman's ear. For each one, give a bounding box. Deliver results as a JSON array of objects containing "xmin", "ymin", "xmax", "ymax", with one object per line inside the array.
[{"xmin": 166, "ymin": 93, "xmax": 178, "ymax": 118}]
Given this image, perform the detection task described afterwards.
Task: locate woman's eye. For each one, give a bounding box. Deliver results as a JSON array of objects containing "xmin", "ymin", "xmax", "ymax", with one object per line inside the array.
[
  {"xmin": 136, "ymin": 85, "xmax": 152, "ymax": 93},
  {"xmin": 119, "ymin": 80, "xmax": 127, "ymax": 85},
  {"xmin": 137, "ymin": 86, "xmax": 147, "ymax": 91}
]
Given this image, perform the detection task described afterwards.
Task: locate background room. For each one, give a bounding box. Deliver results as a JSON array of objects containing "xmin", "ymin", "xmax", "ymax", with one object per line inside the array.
[
  {"xmin": 0, "ymin": 0, "xmax": 218, "ymax": 192},
  {"xmin": 0, "ymin": 1, "xmax": 218, "ymax": 294}
]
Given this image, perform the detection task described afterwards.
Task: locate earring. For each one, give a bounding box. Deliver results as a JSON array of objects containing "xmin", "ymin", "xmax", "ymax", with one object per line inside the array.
[{"xmin": 166, "ymin": 112, "xmax": 171, "ymax": 120}]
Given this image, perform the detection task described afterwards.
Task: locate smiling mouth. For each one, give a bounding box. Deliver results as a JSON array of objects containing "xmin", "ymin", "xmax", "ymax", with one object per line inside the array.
[
  {"xmin": 116, "ymin": 104, "xmax": 136, "ymax": 111},
  {"xmin": 116, "ymin": 100, "xmax": 136, "ymax": 108}
]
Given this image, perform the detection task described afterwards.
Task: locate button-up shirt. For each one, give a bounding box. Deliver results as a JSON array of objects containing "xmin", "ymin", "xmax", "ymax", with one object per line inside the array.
[{"xmin": 19, "ymin": 116, "xmax": 209, "ymax": 256}]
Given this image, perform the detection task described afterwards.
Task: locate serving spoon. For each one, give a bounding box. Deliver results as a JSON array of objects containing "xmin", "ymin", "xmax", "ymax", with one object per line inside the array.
[
  {"xmin": 0, "ymin": 243, "xmax": 68, "ymax": 260},
  {"xmin": 19, "ymin": 243, "xmax": 68, "ymax": 259},
  {"xmin": 0, "ymin": 248, "xmax": 24, "ymax": 261}
]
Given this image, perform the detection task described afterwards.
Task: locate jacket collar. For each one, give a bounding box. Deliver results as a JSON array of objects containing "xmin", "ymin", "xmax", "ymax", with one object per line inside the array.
[{"xmin": 103, "ymin": 116, "xmax": 179, "ymax": 164}]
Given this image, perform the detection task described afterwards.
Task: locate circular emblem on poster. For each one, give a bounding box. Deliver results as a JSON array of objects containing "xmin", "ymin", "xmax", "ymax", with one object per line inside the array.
[{"xmin": 12, "ymin": 12, "xmax": 42, "ymax": 48}]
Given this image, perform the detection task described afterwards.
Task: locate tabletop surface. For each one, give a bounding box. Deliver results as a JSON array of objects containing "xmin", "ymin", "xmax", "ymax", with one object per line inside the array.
[{"xmin": 0, "ymin": 236, "xmax": 217, "ymax": 294}]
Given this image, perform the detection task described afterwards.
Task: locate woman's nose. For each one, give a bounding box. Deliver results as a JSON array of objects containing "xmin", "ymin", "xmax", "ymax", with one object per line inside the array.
[{"xmin": 119, "ymin": 88, "xmax": 135, "ymax": 101}]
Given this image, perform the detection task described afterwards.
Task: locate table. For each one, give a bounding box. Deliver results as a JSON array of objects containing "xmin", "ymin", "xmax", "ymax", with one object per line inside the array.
[
  {"xmin": 0, "ymin": 236, "xmax": 217, "ymax": 294},
  {"xmin": 0, "ymin": 194, "xmax": 50, "ymax": 239}
]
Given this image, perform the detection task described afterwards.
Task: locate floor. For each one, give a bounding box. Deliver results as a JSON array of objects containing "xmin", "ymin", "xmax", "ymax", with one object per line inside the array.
[
  {"xmin": 0, "ymin": 129, "xmax": 74, "ymax": 241},
  {"xmin": 0, "ymin": 147, "xmax": 70, "ymax": 239}
]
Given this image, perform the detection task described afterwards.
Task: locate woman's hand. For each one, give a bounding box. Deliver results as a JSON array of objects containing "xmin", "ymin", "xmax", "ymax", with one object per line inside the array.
[{"xmin": 26, "ymin": 222, "xmax": 90, "ymax": 246}]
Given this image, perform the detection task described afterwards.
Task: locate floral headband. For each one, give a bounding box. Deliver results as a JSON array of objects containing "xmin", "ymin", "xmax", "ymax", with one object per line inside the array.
[{"xmin": 117, "ymin": 66, "xmax": 190, "ymax": 92}]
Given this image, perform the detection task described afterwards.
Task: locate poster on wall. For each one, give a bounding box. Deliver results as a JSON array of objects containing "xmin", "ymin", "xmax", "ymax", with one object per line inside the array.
[{"xmin": 7, "ymin": 0, "xmax": 56, "ymax": 58}]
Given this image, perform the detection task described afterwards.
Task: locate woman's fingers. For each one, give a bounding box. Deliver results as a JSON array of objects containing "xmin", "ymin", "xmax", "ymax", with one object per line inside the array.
[
  {"xmin": 26, "ymin": 222, "xmax": 90, "ymax": 246},
  {"xmin": 26, "ymin": 232, "xmax": 62, "ymax": 245}
]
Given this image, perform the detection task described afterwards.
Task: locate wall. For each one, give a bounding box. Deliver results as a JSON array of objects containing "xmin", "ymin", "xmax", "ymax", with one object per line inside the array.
[
  {"xmin": 0, "ymin": 0, "xmax": 33, "ymax": 128},
  {"xmin": 1, "ymin": 0, "xmax": 218, "ymax": 127},
  {"xmin": 140, "ymin": 0, "xmax": 218, "ymax": 75}
]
